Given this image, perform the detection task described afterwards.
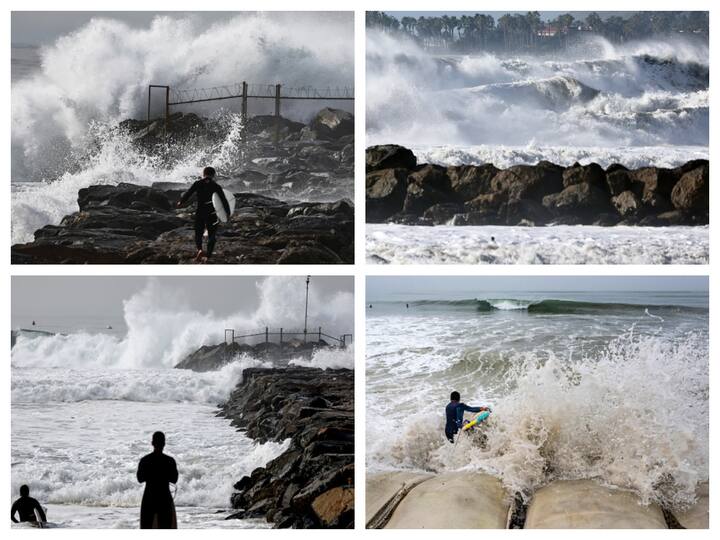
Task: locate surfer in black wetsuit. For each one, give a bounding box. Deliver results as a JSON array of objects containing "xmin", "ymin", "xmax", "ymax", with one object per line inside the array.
[
  {"xmin": 444, "ymin": 391, "xmax": 486, "ymax": 443},
  {"xmin": 11, "ymin": 485, "xmax": 46, "ymax": 524},
  {"xmin": 137, "ymin": 431, "xmax": 178, "ymax": 529},
  {"xmin": 177, "ymin": 166, "xmax": 230, "ymax": 263}
]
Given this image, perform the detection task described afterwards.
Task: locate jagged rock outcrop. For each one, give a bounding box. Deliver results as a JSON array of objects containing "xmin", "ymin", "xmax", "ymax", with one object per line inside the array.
[
  {"xmin": 222, "ymin": 367, "xmax": 354, "ymax": 528},
  {"xmin": 365, "ymin": 146, "xmax": 709, "ymax": 226},
  {"xmin": 12, "ymin": 111, "xmax": 355, "ymax": 264}
]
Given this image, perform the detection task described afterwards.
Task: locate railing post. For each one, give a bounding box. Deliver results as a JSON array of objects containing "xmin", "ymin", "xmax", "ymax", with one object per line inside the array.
[
  {"xmin": 241, "ymin": 81, "xmax": 248, "ymax": 122},
  {"xmin": 279, "ymin": 328, "xmax": 283, "ymax": 350},
  {"xmin": 274, "ymin": 83, "xmax": 281, "ymax": 143},
  {"xmin": 318, "ymin": 327, "xmax": 322, "ymax": 342},
  {"xmin": 265, "ymin": 327, "xmax": 269, "ymax": 344},
  {"xmin": 164, "ymin": 85, "xmax": 170, "ymax": 136},
  {"xmin": 147, "ymin": 86, "xmax": 151, "ymax": 121}
]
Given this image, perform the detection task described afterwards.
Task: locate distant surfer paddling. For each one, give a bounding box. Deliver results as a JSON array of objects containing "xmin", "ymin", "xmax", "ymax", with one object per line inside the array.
[
  {"xmin": 444, "ymin": 391, "xmax": 489, "ymax": 443},
  {"xmin": 177, "ymin": 166, "xmax": 230, "ymax": 263},
  {"xmin": 11, "ymin": 485, "xmax": 46, "ymax": 526},
  {"xmin": 137, "ymin": 431, "xmax": 178, "ymax": 529}
]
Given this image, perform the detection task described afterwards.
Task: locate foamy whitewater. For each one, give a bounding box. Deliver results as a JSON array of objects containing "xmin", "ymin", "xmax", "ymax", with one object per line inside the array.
[
  {"xmin": 366, "ymin": 31, "xmax": 708, "ymax": 167},
  {"xmin": 366, "ymin": 224, "xmax": 709, "ymax": 265},
  {"xmin": 11, "ymin": 277, "xmax": 353, "ymax": 528},
  {"xmin": 11, "ymin": 13, "xmax": 354, "ymax": 244},
  {"xmin": 366, "ymin": 291, "xmax": 708, "ymax": 511}
]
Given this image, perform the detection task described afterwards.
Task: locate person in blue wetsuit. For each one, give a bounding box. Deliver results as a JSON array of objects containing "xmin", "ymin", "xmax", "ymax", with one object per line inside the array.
[{"xmin": 444, "ymin": 391, "xmax": 488, "ymax": 442}]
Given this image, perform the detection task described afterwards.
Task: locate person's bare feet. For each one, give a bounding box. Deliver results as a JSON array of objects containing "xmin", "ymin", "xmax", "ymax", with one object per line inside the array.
[
  {"xmin": 200, "ymin": 256, "xmax": 209, "ymax": 264},
  {"xmin": 193, "ymin": 249, "xmax": 204, "ymax": 262}
]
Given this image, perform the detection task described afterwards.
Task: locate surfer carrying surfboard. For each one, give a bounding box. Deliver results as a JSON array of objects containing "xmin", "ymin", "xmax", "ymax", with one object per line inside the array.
[
  {"xmin": 444, "ymin": 391, "xmax": 489, "ymax": 443},
  {"xmin": 137, "ymin": 431, "xmax": 178, "ymax": 529},
  {"xmin": 10, "ymin": 484, "xmax": 46, "ymax": 525},
  {"xmin": 176, "ymin": 166, "xmax": 231, "ymax": 263}
]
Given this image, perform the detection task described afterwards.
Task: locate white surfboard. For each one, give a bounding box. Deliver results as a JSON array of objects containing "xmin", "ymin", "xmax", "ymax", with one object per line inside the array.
[{"xmin": 212, "ymin": 188, "xmax": 236, "ymax": 223}]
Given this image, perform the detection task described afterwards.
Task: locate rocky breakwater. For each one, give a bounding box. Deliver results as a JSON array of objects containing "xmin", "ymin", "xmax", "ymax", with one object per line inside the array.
[
  {"xmin": 366, "ymin": 145, "xmax": 709, "ymax": 227},
  {"xmin": 11, "ymin": 108, "xmax": 355, "ymax": 264},
  {"xmin": 220, "ymin": 367, "xmax": 354, "ymax": 528},
  {"xmin": 174, "ymin": 339, "xmax": 340, "ymax": 372}
]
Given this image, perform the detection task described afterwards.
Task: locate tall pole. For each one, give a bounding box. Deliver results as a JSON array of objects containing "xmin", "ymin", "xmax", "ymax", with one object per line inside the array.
[{"xmin": 304, "ymin": 275, "xmax": 310, "ymax": 342}]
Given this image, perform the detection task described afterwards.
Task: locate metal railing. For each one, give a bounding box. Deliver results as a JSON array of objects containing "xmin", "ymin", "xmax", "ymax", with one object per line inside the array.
[{"xmin": 224, "ymin": 327, "xmax": 352, "ymax": 348}]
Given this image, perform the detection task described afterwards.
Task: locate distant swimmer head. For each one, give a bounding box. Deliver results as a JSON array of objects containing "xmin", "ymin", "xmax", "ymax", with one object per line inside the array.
[
  {"xmin": 152, "ymin": 431, "xmax": 166, "ymax": 451},
  {"xmin": 450, "ymin": 391, "xmax": 460, "ymax": 401},
  {"xmin": 19, "ymin": 485, "xmax": 29, "ymax": 497},
  {"xmin": 202, "ymin": 166, "xmax": 216, "ymax": 179}
]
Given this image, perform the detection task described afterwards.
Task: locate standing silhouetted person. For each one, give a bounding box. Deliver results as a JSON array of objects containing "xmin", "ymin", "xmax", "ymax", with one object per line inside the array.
[
  {"xmin": 11, "ymin": 485, "xmax": 46, "ymax": 524},
  {"xmin": 137, "ymin": 431, "xmax": 178, "ymax": 529},
  {"xmin": 177, "ymin": 166, "xmax": 230, "ymax": 263}
]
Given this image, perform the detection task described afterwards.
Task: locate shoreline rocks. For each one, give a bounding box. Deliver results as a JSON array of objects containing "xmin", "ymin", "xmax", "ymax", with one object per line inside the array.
[
  {"xmin": 174, "ymin": 340, "xmax": 341, "ymax": 372},
  {"xmin": 221, "ymin": 367, "xmax": 354, "ymax": 528},
  {"xmin": 11, "ymin": 183, "xmax": 353, "ymax": 264},
  {"xmin": 366, "ymin": 145, "xmax": 708, "ymax": 227},
  {"xmin": 12, "ymin": 110, "xmax": 354, "ymax": 264}
]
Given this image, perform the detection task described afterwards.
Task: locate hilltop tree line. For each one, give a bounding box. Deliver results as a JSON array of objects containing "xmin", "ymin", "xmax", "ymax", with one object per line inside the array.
[{"xmin": 366, "ymin": 11, "xmax": 709, "ymax": 52}]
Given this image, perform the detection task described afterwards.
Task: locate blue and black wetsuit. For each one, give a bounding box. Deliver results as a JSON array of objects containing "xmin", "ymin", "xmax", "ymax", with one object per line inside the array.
[
  {"xmin": 445, "ymin": 401, "xmax": 482, "ymax": 442},
  {"xmin": 179, "ymin": 178, "xmax": 230, "ymax": 258}
]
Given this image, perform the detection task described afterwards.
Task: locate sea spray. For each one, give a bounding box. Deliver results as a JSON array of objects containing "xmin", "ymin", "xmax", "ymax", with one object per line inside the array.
[
  {"xmin": 366, "ymin": 29, "xmax": 708, "ymax": 157},
  {"xmin": 11, "ymin": 13, "xmax": 354, "ymax": 244},
  {"xmin": 368, "ymin": 332, "xmax": 708, "ymax": 511},
  {"xmin": 12, "ymin": 276, "xmax": 354, "ymax": 370}
]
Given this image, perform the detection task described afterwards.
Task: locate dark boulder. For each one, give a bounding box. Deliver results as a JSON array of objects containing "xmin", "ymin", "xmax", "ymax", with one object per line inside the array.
[
  {"xmin": 543, "ymin": 183, "xmax": 613, "ymax": 223},
  {"xmin": 562, "ymin": 163, "xmax": 606, "ymax": 189},
  {"xmin": 366, "ymin": 168, "xmax": 408, "ymax": 222},
  {"xmin": 491, "ymin": 162, "xmax": 564, "ymax": 202},
  {"xmin": 365, "ymin": 145, "xmax": 417, "ymax": 171},
  {"xmin": 309, "ymin": 108, "xmax": 354, "ymax": 140},
  {"xmin": 671, "ymin": 164, "xmax": 709, "ymax": 219},
  {"xmin": 447, "ymin": 164, "xmax": 499, "ymax": 201}
]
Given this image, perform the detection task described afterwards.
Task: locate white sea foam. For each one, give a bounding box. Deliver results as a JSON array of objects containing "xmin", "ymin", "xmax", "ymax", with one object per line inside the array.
[
  {"xmin": 366, "ymin": 30, "xmax": 708, "ymax": 164},
  {"xmin": 366, "ymin": 304, "xmax": 708, "ymax": 510},
  {"xmin": 410, "ymin": 143, "xmax": 709, "ymax": 169},
  {"xmin": 366, "ymin": 224, "xmax": 708, "ymax": 265},
  {"xmin": 289, "ymin": 345, "xmax": 355, "ymax": 370},
  {"xmin": 12, "ymin": 276, "xmax": 354, "ymax": 369},
  {"xmin": 11, "ymin": 13, "xmax": 354, "ymax": 244}
]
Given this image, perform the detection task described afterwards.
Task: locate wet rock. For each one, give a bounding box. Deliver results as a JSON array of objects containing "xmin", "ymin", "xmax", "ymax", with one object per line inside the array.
[
  {"xmin": 310, "ymin": 108, "xmax": 354, "ymax": 140},
  {"xmin": 366, "ymin": 472, "xmax": 432, "ymax": 527},
  {"xmin": 366, "ymin": 169, "xmax": 408, "ymax": 222},
  {"xmin": 562, "ymin": 162, "xmax": 606, "ymax": 189},
  {"xmin": 611, "ymin": 190, "xmax": 642, "ymax": 218},
  {"xmin": 447, "ymin": 164, "xmax": 499, "ymax": 200},
  {"xmin": 366, "ymin": 145, "xmax": 417, "ymax": 171},
  {"xmin": 364, "ymin": 145, "xmax": 707, "ymax": 227},
  {"xmin": 671, "ymin": 164, "xmax": 709, "ymax": 220},
  {"xmin": 490, "ymin": 162, "xmax": 564, "ymax": 202},
  {"xmin": 222, "ymin": 367, "xmax": 354, "ymax": 528},
  {"xmin": 543, "ymin": 183, "xmax": 613, "ymax": 223},
  {"xmin": 12, "ymin": 184, "xmax": 353, "ymax": 264}
]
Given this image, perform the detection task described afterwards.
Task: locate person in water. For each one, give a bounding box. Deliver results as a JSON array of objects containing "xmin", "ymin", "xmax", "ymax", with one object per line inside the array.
[
  {"xmin": 444, "ymin": 391, "xmax": 488, "ymax": 443},
  {"xmin": 177, "ymin": 166, "xmax": 231, "ymax": 263},
  {"xmin": 11, "ymin": 485, "xmax": 46, "ymax": 524},
  {"xmin": 137, "ymin": 431, "xmax": 178, "ymax": 529}
]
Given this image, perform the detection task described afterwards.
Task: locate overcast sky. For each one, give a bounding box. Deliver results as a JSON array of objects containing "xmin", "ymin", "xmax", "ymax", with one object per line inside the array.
[
  {"xmin": 11, "ymin": 11, "xmax": 352, "ymax": 46},
  {"xmin": 367, "ymin": 276, "xmax": 708, "ymax": 301},
  {"xmin": 12, "ymin": 276, "xmax": 352, "ymax": 330}
]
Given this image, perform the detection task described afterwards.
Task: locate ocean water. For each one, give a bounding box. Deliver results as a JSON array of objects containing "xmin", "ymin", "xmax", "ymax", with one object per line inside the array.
[
  {"xmin": 366, "ymin": 224, "xmax": 709, "ymax": 265},
  {"xmin": 366, "ymin": 31, "xmax": 708, "ymax": 165},
  {"xmin": 11, "ymin": 278, "xmax": 354, "ymax": 528},
  {"xmin": 365, "ymin": 290, "xmax": 709, "ymax": 511},
  {"xmin": 11, "ymin": 13, "xmax": 354, "ymax": 245}
]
